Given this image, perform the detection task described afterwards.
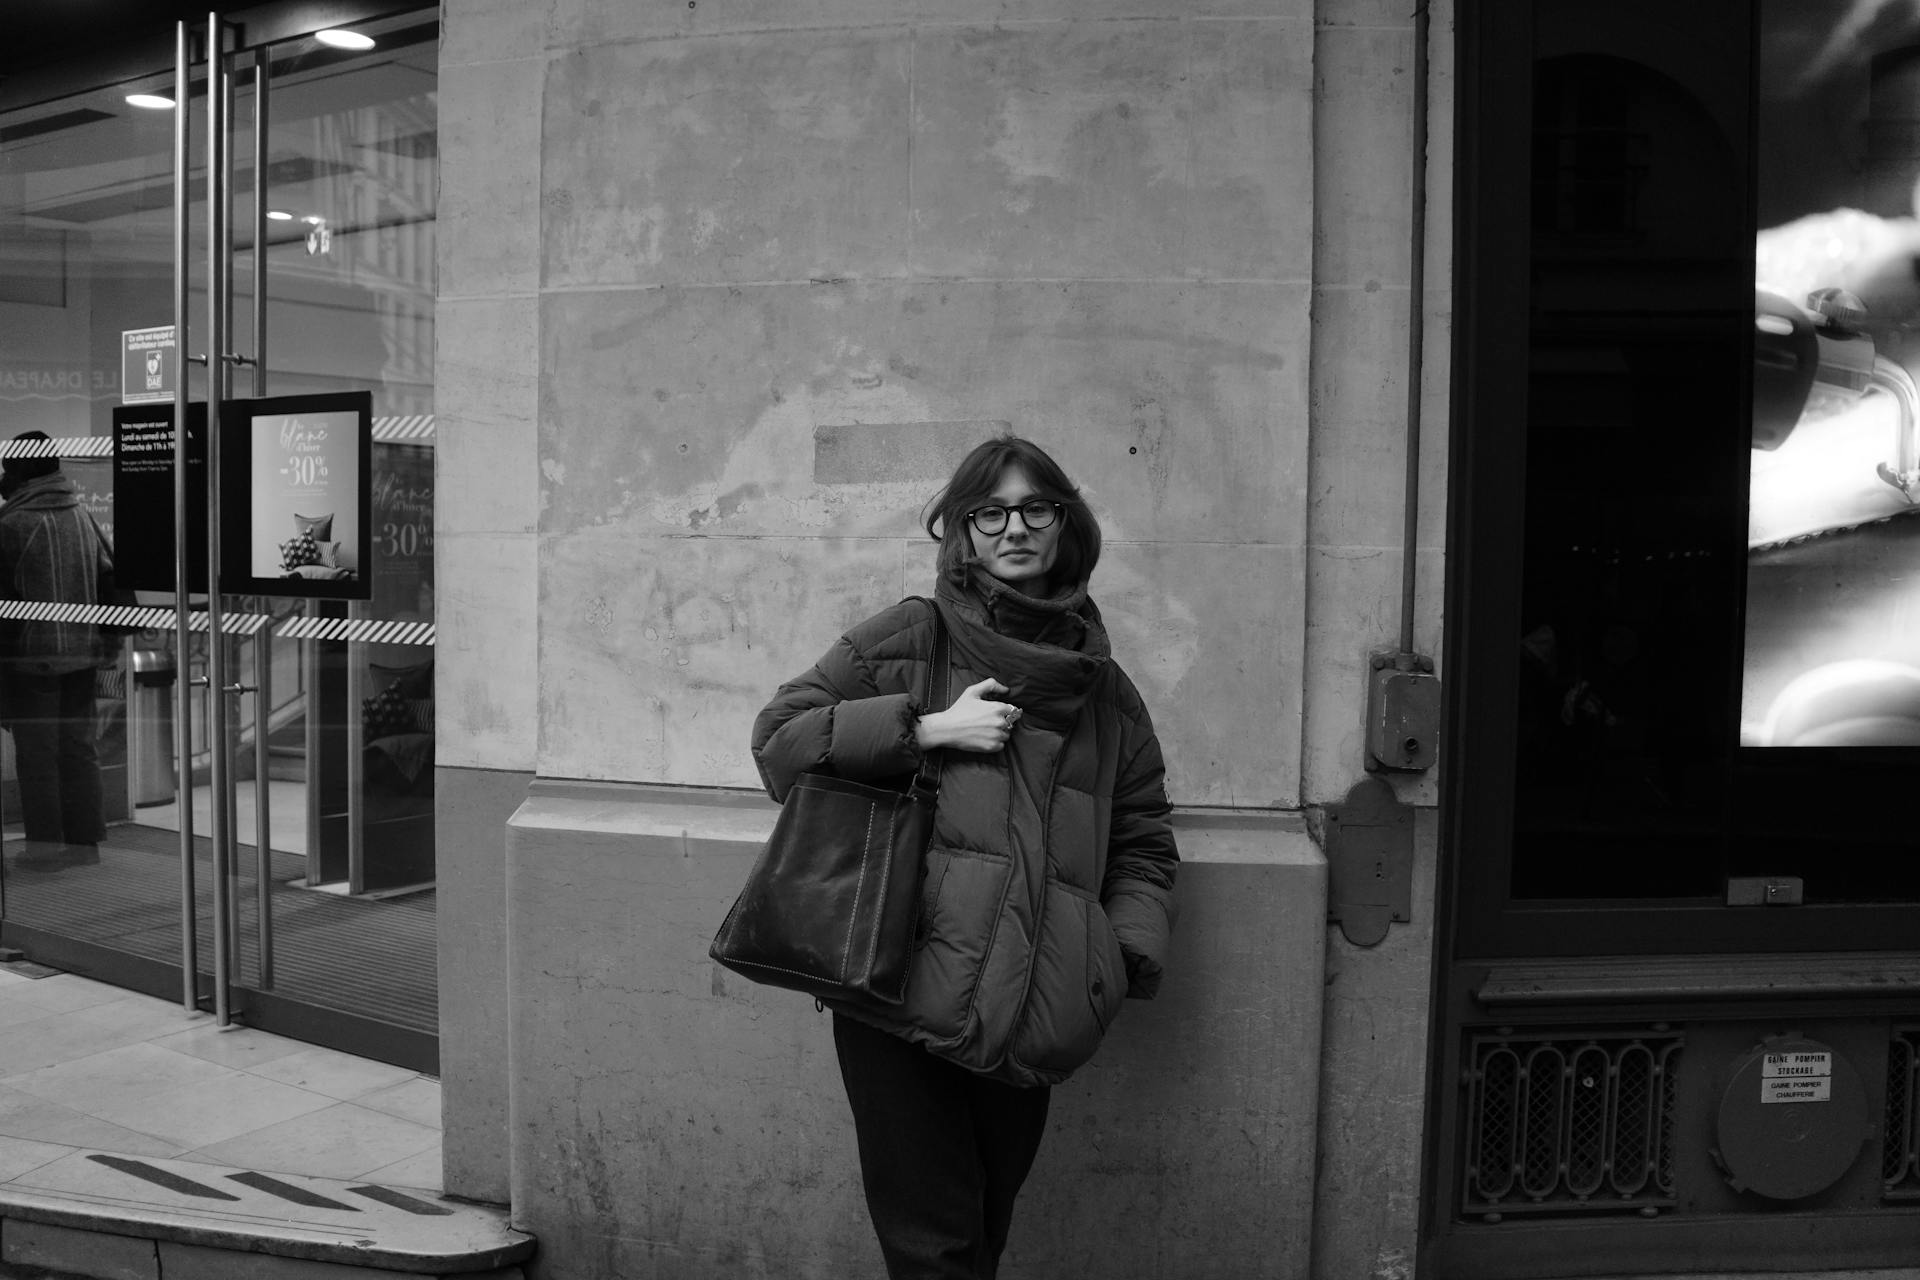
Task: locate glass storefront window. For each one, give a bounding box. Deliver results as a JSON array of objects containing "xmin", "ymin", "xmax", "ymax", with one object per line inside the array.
[
  {"xmin": 0, "ymin": 10, "xmax": 439, "ymax": 1066},
  {"xmin": 1467, "ymin": 0, "xmax": 1920, "ymax": 934}
]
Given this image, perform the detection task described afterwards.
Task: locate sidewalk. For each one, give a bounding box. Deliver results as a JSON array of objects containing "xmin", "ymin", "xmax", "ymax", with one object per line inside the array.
[
  {"xmin": 0, "ymin": 960, "xmax": 532, "ymax": 1277},
  {"xmin": 0, "ymin": 964, "xmax": 441, "ymax": 1188}
]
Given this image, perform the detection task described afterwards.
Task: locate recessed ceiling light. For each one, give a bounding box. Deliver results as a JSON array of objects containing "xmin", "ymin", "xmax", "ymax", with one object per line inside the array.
[
  {"xmin": 267, "ymin": 210, "xmax": 294, "ymax": 221},
  {"xmin": 314, "ymin": 29, "xmax": 375, "ymax": 51},
  {"xmin": 125, "ymin": 93, "xmax": 175, "ymax": 110}
]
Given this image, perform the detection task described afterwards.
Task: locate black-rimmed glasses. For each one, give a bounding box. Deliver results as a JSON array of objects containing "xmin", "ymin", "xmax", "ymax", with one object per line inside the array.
[{"xmin": 966, "ymin": 500, "xmax": 1062, "ymax": 536}]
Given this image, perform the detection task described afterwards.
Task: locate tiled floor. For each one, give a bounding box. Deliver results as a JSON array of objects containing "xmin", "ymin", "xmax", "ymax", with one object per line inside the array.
[
  {"xmin": 138, "ymin": 778, "xmax": 313, "ymax": 863},
  {"xmin": 0, "ymin": 962, "xmax": 441, "ymax": 1193}
]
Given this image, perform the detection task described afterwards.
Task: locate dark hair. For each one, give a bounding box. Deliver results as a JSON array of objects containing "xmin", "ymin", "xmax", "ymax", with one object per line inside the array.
[
  {"xmin": 2, "ymin": 430, "xmax": 58, "ymax": 483},
  {"xmin": 921, "ymin": 435, "xmax": 1101, "ymax": 587}
]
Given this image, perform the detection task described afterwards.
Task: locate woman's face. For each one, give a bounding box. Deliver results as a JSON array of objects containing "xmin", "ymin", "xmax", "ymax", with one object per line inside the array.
[{"xmin": 967, "ymin": 463, "xmax": 1061, "ymax": 591}]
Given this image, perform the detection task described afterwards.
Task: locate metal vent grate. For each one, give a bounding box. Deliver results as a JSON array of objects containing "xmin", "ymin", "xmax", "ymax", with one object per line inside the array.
[
  {"xmin": 1886, "ymin": 1026, "xmax": 1920, "ymax": 1199},
  {"xmin": 1463, "ymin": 1029, "xmax": 1682, "ymax": 1218}
]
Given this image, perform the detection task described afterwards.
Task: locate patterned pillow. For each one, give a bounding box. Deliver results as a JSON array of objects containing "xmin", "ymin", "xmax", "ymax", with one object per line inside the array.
[
  {"xmin": 362, "ymin": 683, "xmax": 412, "ymax": 738},
  {"xmin": 280, "ymin": 533, "xmax": 320, "ymax": 572}
]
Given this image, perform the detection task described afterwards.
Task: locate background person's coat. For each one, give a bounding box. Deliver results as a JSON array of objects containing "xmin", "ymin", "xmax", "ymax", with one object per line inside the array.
[
  {"xmin": 0, "ymin": 471, "xmax": 111, "ymax": 676},
  {"xmin": 751, "ymin": 573, "xmax": 1179, "ymax": 1088}
]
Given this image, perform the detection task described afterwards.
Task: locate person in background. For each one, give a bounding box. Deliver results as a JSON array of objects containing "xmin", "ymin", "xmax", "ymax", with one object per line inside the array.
[
  {"xmin": 752, "ymin": 434, "xmax": 1180, "ymax": 1279},
  {"xmin": 0, "ymin": 431, "xmax": 112, "ymax": 869}
]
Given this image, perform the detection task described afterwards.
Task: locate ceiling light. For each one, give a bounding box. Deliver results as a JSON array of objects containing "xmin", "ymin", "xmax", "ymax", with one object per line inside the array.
[
  {"xmin": 314, "ymin": 28, "xmax": 375, "ymax": 51},
  {"xmin": 301, "ymin": 215, "xmax": 326, "ymax": 225},
  {"xmin": 125, "ymin": 93, "xmax": 175, "ymax": 110},
  {"xmin": 267, "ymin": 210, "xmax": 294, "ymax": 221}
]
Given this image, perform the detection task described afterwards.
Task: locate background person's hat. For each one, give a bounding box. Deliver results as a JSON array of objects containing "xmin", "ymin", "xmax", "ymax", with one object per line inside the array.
[{"xmin": 2, "ymin": 430, "xmax": 59, "ymax": 482}]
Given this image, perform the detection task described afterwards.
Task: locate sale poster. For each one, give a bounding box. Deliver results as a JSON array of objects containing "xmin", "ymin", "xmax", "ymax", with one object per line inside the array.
[
  {"xmin": 250, "ymin": 406, "xmax": 362, "ymax": 586},
  {"xmin": 223, "ymin": 391, "xmax": 371, "ymax": 599}
]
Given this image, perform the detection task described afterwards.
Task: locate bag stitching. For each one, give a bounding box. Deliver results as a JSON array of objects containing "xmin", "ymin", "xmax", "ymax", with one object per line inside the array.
[
  {"xmin": 858, "ymin": 796, "xmax": 893, "ymax": 986},
  {"xmin": 842, "ymin": 797, "xmax": 878, "ymax": 984}
]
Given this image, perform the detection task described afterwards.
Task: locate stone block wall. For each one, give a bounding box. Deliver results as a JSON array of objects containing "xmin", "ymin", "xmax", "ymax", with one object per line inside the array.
[
  {"xmin": 1305, "ymin": 4, "xmax": 1453, "ymax": 1279},
  {"xmin": 529, "ymin": 6, "xmax": 1316, "ymax": 806}
]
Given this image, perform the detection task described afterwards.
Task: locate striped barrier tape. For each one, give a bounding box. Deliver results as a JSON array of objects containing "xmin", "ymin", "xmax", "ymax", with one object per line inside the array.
[
  {"xmin": 0, "ymin": 436, "xmax": 113, "ymax": 458},
  {"xmin": 0, "ymin": 601, "xmax": 431, "ymax": 645},
  {"xmin": 373, "ymin": 415, "xmax": 434, "ymax": 442},
  {"xmin": 0, "ymin": 601, "xmax": 269, "ymax": 637},
  {"xmin": 0, "ymin": 416, "xmax": 434, "ymax": 459},
  {"xmin": 275, "ymin": 618, "xmax": 435, "ymax": 645}
]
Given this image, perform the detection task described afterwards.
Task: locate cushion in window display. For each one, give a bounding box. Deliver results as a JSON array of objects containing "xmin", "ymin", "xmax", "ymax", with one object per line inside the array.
[
  {"xmin": 362, "ymin": 659, "xmax": 434, "ymax": 739},
  {"xmin": 279, "ymin": 534, "xmax": 352, "ymax": 579},
  {"xmin": 293, "ymin": 512, "xmax": 333, "ymax": 541},
  {"xmin": 362, "ymin": 659, "xmax": 435, "ymax": 793},
  {"xmin": 280, "ymin": 532, "xmax": 320, "ymax": 571},
  {"xmin": 362, "ymin": 685, "xmax": 417, "ymax": 739}
]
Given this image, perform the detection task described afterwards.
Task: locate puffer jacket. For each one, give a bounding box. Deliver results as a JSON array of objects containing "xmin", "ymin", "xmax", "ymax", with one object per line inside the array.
[
  {"xmin": 751, "ymin": 570, "xmax": 1179, "ymax": 1087},
  {"xmin": 0, "ymin": 471, "xmax": 111, "ymax": 675}
]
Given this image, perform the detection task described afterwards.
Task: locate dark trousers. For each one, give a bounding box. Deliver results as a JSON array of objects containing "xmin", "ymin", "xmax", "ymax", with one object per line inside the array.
[
  {"xmin": 2, "ymin": 668, "xmax": 104, "ymax": 849},
  {"xmin": 832, "ymin": 1013, "xmax": 1051, "ymax": 1280}
]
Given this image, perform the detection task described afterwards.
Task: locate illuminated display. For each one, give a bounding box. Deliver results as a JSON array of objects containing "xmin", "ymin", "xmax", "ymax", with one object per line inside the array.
[
  {"xmin": 1745, "ymin": 1, "xmax": 1920, "ymax": 746},
  {"xmin": 221, "ymin": 391, "xmax": 372, "ymax": 600}
]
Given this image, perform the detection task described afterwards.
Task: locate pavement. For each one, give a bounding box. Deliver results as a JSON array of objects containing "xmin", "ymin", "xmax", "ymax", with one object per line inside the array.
[{"xmin": 0, "ymin": 961, "xmax": 532, "ymax": 1277}]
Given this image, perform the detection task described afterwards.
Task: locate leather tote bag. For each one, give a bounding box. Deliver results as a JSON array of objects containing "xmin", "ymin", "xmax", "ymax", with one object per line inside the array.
[{"xmin": 710, "ymin": 600, "xmax": 948, "ymax": 1006}]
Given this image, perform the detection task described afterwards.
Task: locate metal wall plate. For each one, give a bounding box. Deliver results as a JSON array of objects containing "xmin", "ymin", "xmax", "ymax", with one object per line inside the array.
[{"xmin": 1324, "ymin": 775, "xmax": 1414, "ymax": 946}]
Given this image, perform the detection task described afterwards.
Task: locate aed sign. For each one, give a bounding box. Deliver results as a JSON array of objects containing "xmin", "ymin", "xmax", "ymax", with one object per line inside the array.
[
  {"xmin": 121, "ymin": 325, "xmax": 177, "ymax": 405},
  {"xmin": 1761, "ymin": 1050, "xmax": 1832, "ymax": 1104}
]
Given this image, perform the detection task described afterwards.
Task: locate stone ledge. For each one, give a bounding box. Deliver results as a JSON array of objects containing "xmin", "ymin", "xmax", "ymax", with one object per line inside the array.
[{"xmin": 510, "ymin": 778, "xmax": 1324, "ymax": 867}]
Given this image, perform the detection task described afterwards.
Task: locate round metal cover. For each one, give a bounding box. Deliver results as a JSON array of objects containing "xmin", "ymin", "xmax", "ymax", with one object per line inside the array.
[{"xmin": 1715, "ymin": 1035, "xmax": 1868, "ymax": 1200}]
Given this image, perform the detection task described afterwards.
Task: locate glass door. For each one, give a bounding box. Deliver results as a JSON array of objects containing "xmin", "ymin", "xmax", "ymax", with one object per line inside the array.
[{"xmin": 0, "ymin": 9, "xmax": 439, "ymax": 1071}]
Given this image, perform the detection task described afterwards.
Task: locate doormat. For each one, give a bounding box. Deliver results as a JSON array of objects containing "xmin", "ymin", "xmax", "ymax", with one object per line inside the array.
[{"xmin": 0, "ymin": 955, "xmax": 62, "ymax": 978}]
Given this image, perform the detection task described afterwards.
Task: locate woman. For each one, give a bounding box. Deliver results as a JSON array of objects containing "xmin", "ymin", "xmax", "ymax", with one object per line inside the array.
[{"xmin": 751, "ymin": 435, "xmax": 1179, "ymax": 1279}]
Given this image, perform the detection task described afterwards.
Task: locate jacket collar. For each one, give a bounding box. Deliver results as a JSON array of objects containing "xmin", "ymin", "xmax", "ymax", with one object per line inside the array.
[
  {"xmin": 934, "ymin": 569, "xmax": 1109, "ymax": 728},
  {"xmin": 0, "ymin": 472, "xmax": 78, "ymax": 511}
]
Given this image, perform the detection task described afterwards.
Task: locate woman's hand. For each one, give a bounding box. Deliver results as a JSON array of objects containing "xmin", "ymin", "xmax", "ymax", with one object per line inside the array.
[{"xmin": 916, "ymin": 678, "xmax": 1022, "ymax": 753}]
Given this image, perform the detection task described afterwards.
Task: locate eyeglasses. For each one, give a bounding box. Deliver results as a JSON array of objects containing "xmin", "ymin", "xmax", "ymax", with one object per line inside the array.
[{"xmin": 966, "ymin": 500, "xmax": 1062, "ymax": 536}]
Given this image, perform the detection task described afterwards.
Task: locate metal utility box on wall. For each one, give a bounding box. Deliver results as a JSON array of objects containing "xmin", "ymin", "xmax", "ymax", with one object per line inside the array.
[{"xmin": 1367, "ymin": 652, "xmax": 1440, "ymax": 771}]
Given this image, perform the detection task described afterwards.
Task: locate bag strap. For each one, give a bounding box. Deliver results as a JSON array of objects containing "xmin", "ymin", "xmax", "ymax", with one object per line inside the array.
[{"xmin": 906, "ymin": 597, "xmax": 947, "ymax": 801}]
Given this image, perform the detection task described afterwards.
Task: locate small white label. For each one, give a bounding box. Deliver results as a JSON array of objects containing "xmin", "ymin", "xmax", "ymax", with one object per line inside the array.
[
  {"xmin": 1761, "ymin": 1051, "xmax": 1833, "ymax": 1104},
  {"xmin": 1762, "ymin": 1077, "xmax": 1832, "ymax": 1103}
]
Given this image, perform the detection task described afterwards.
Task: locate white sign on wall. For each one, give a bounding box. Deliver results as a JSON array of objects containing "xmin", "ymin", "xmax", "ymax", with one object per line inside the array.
[
  {"xmin": 1761, "ymin": 1050, "xmax": 1832, "ymax": 1104},
  {"xmin": 121, "ymin": 325, "xmax": 176, "ymax": 405}
]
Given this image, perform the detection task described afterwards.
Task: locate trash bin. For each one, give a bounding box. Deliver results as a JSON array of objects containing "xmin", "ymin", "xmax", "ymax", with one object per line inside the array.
[{"xmin": 129, "ymin": 649, "xmax": 176, "ymax": 806}]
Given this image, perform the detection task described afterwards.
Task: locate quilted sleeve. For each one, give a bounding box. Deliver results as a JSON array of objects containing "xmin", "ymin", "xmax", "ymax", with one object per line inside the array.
[
  {"xmin": 1102, "ymin": 690, "xmax": 1179, "ymax": 1000},
  {"xmin": 750, "ymin": 628, "xmax": 924, "ymax": 804}
]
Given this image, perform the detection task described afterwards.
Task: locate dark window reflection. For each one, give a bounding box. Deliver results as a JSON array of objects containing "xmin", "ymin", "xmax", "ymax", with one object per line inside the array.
[
  {"xmin": 1512, "ymin": 48, "xmax": 1749, "ymax": 899},
  {"xmin": 1511, "ymin": 5, "xmax": 1920, "ymax": 906}
]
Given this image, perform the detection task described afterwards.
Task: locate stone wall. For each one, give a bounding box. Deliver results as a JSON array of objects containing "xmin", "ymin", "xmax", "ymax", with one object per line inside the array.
[
  {"xmin": 1304, "ymin": 4, "xmax": 1452, "ymax": 1279},
  {"xmin": 529, "ymin": 5, "xmax": 1314, "ymax": 803}
]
